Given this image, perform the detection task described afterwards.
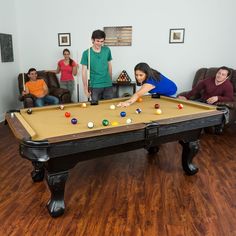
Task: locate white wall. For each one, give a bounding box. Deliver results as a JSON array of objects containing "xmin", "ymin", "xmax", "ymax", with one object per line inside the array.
[
  {"xmin": 1, "ymin": 0, "xmax": 236, "ymax": 121},
  {"xmin": 0, "ymin": 0, "xmax": 21, "ymax": 122}
]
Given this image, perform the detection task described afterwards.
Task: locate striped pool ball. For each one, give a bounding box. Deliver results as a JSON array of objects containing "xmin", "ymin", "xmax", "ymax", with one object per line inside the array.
[
  {"xmin": 120, "ymin": 111, "xmax": 126, "ymax": 117},
  {"xmin": 136, "ymin": 108, "xmax": 142, "ymax": 114},
  {"xmin": 178, "ymin": 103, "xmax": 184, "ymax": 109},
  {"xmin": 110, "ymin": 104, "xmax": 116, "ymax": 110},
  {"xmin": 126, "ymin": 118, "xmax": 132, "ymax": 124}
]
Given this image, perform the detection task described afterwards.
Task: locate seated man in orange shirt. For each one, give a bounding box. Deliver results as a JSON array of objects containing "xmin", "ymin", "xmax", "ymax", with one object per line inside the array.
[{"xmin": 22, "ymin": 68, "xmax": 59, "ymax": 107}]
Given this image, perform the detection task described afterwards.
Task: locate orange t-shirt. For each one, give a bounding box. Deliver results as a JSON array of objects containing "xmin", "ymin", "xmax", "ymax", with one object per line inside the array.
[{"xmin": 26, "ymin": 79, "xmax": 46, "ymax": 97}]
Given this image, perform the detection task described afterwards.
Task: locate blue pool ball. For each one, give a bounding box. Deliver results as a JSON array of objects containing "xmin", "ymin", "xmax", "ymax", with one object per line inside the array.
[
  {"xmin": 136, "ymin": 108, "xmax": 142, "ymax": 114},
  {"xmin": 71, "ymin": 118, "xmax": 77, "ymax": 125},
  {"xmin": 120, "ymin": 111, "xmax": 126, "ymax": 117}
]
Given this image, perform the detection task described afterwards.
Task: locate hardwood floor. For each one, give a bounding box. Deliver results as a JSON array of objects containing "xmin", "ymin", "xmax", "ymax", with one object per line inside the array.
[{"xmin": 0, "ymin": 122, "xmax": 236, "ymax": 236}]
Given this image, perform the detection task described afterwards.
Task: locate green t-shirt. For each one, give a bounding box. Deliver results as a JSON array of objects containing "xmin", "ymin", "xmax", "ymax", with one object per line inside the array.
[{"xmin": 80, "ymin": 46, "xmax": 112, "ymax": 88}]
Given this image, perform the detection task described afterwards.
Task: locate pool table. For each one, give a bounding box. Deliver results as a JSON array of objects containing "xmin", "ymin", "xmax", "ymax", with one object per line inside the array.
[{"xmin": 5, "ymin": 95, "xmax": 225, "ymax": 217}]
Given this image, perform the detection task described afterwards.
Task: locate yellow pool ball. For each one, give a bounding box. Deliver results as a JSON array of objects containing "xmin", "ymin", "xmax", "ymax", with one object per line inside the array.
[
  {"xmin": 81, "ymin": 103, "xmax": 87, "ymax": 108},
  {"xmin": 155, "ymin": 109, "xmax": 162, "ymax": 115},
  {"xmin": 111, "ymin": 121, "xmax": 119, "ymax": 126}
]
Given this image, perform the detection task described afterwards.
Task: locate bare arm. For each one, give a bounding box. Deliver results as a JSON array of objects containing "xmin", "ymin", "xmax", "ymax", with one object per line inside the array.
[
  {"xmin": 117, "ymin": 83, "xmax": 155, "ymax": 107},
  {"xmin": 81, "ymin": 65, "xmax": 90, "ymax": 98},
  {"xmin": 46, "ymin": 65, "xmax": 60, "ymax": 74},
  {"xmin": 108, "ymin": 61, "xmax": 112, "ymax": 80},
  {"xmin": 72, "ymin": 64, "xmax": 78, "ymax": 76}
]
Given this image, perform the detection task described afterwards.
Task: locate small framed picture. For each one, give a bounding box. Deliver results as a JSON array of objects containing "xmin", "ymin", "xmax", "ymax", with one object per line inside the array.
[
  {"xmin": 58, "ymin": 33, "xmax": 71, "ymax": 47},
  {"xmin": 169, "ymin": 28, "xmax": 185, "ymax": 43}
]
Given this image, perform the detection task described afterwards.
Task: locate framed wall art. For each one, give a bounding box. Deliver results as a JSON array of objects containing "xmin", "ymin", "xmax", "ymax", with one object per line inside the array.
[
  {"xmin": 58, "ymin": 33, "xmax": 71, "ymax": 46},
  {"xmin": 169, "ymin": 28, "xmax": 185, "ymax": 44},
  {"xmin": 0, "ymin": 33, "xmax": 14, "ymax": 62}
]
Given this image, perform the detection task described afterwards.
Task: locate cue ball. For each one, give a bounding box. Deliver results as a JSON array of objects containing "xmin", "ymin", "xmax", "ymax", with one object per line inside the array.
[
  {"xmin": 136, "ymin": 108, "xmax": 142, "ymax": 114},
  {"xmin": 65, "ymin": 112, "xmax": 71, "ymax": 118},
  {"xmin": 126, "ymin": 118, "xmax": 132, "ymax": 124},
  {"xmin": 71, "ymin": 118, "xmax": 77, "ymax": 124},
  {"xmin": 81, "ymin": 103, "xmax": 87, "ymax": 108},
  {"xmin": 178, "ymin": 103, "xmax": 184, "ymax": 109},
  {"xmin": 59, "ymin": 105, "xmax": 65, "ymax": 110},
  {"xmin": 87, "ymin": 121, "xmax": 94, "ymax": 128},
  {"xmin": 154, "ymin": 103, "xmax": 160, "ymax": 109},
  {"xmin": 110, "ymin": 104, "xmax": 116, "ymax": 110},
  {"xmin": 120, "ymin": 111, "xmax": 126, "ymax": 117},
  {"xmin": 27, "ymin": 108, "xmax": 32, "ymax": 114},
  {"xmin": 155, "ymin": 109, "xmax": 162, "ymax": 115}
]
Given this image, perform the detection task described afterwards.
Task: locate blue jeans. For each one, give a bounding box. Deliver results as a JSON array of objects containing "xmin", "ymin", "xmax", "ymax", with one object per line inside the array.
[
  {"xmin": 35, "ymin": 95, "xmax": 59, "ymax": 107},
  {"xmin": 91, "ymin": 87, "xmax": 113, "ymax": 101}
]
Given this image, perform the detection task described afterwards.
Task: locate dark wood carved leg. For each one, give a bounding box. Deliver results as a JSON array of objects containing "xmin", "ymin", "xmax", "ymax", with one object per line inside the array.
[
  {"xmin": 147, "ymin": 146, "xmax": 160, "ymax": 155},
  {"xmin": 31, "ymin": 161, "xmax": 45, "ymax": 182},
  {"xmin": 179, "ymin": 140, "xmax": 199, "ymax": 175},
  {"xmin": 46, "ymin": 171, "xmax": 69, "ymax": 218}
]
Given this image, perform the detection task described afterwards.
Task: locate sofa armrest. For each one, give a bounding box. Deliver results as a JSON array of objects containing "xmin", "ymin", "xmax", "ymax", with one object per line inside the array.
[
  {"xmin": 50, "ymin": 87, "xmax": 71, "ymax": 103},
  {"xmin": 177, "ymin": 90, "xmax": 201, "ymax": 100}
]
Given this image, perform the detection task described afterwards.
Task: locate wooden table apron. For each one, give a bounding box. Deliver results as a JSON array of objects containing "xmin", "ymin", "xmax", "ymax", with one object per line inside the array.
[{"xmin": 5, "ymin": 95, "xmax": 225, "ymax": 217}]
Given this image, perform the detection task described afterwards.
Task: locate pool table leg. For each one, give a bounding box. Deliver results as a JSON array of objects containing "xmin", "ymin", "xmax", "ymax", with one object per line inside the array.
[
  {"xmin": 31, "ymin": 161, "xmax": 45, "ymax": 182},
  {"xmin": 46, "ymin": 171, "xmax": 69, "ymax": 217},
  {"xmin": 179, "ymin": 140, "xmax": 199, "ymax": 175}
]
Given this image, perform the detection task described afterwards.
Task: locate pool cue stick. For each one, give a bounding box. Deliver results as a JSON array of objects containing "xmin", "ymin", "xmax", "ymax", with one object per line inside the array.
[
  {"xmin": 22, "ymin": 73, "xmax": 26, "ymax": 91},
  {"xmin": 87, "ymin": 44, "xmax": 91, "ymax": 101}
]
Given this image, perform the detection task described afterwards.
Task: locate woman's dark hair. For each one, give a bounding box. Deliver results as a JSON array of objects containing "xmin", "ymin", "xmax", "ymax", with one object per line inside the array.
[
  {"xmin": 63, "ymin": 48, "xmax": 73, "ymax": 67},
  {"xmin": 216, "ymin": 66, "xmax": 231, "ymax": 77},
  {"xmin": 91, "ymin": 30, "xmax": 106, "ymax": 40},
  {"xmin": 134, "ymin": 63, "xmax": 161, "ymax": 85}
]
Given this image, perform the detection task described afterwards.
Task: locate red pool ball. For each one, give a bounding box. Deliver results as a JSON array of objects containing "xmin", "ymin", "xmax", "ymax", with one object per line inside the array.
[
  {"xmin": 154, "ymin": 103, "xmax": 160, "ymax": 109},
  {"xmin": 178, "ymin": 103, "xmax": 184, "ymax": 109},
  {"xmin": 65, "ymin": 112, "xmax": 71, "ymax": 118}
]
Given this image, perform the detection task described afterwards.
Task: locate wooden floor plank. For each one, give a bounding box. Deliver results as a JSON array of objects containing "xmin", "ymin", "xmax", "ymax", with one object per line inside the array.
[{"xmin": 0, "ymin": 123, "xmax": 236, "ymax": 236}]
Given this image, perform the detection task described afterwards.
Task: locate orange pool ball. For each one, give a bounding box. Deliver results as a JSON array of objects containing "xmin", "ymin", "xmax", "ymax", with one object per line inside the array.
[{"xmin": 137, "ymin": 97, "xmax": 143, "ymax": 102}]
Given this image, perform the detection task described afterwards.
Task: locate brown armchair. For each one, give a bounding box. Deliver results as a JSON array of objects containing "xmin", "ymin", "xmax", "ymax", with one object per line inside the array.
[
  {"xmin": 178, "ymin": 67, "xmax": 236, "ymax": 125},
  {"xmin": 18, "ymin": 71, "xmax": 71, "ymax": 108}
]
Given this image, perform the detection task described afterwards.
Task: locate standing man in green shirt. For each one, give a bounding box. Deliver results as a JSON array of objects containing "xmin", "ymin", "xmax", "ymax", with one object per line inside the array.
[{"xmin": 80, "ymin": 29, "xmax": 113, "ymax": 101}]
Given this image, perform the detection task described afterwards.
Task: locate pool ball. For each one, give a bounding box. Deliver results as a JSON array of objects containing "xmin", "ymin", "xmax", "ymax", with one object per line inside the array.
[
  {"xmin": 111, "ymin": 121, "xmax": 119, "ymax": 126},
  {"xmin": 136, "ymin": 108, "xmax": 142, "ymax": 114},
  {"xmin": 81, "ymin": 103, "xmax": 87, "ymax": 108},
  {"xmin": 154, "ymin": 103, "xmax": 160, "ymax": 109},
  {"xmin": 126, "ymin": 118, "xmax": 132, "ymax": 124},
  {"xmin": 65, "ymin": 112, "xmax": 71, "ymax": 118},
  {"xmin": 71, "ymin": 118, "xmax": 78, "ymax": 125},
  {"xmin": 87, "ymin": 121, "xmax": 94, "ymax": 129},
  {"xmin": 102, "ymin": 119, "xmax": 109, "ymax": 126},
  {"xmin": 137, "ymin": 97, "xmax": 143, "ymax": 102},
  {"xmin": 110, "ymin": 104, "xmax": 116, "ymax": 110},
  {"xmin": 120, "ymin": 111, "xmax": 126, "ymax": 117},
  {"xmin": 59, "ymin": 105, "xmax": 65, "ymax": 110},
  {"xmin": 155, "ymin": 109, "xmax": 162, "ymax": 115},
  {"xmin": 27, "ymin": 108, "xmax": 32, "ymax": 114},
  {"xmin": 178, "ymin": 103, "xmax": 184, "ymax": 109}
]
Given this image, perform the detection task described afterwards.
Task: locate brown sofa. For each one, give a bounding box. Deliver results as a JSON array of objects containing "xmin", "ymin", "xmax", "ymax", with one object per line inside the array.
[
  {"xmin": 18, "ymin": 71, "xmax": 71, "ymax": 108},
  {"xmin": 178, "ymin": 67, "xmax": 236, "ymax": 125}
]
